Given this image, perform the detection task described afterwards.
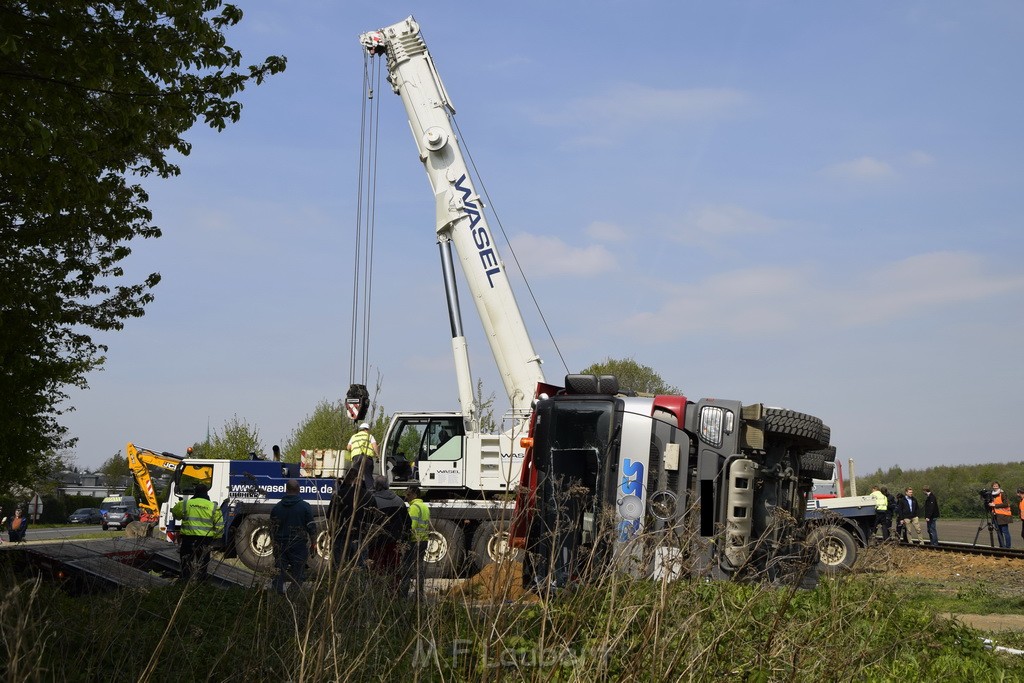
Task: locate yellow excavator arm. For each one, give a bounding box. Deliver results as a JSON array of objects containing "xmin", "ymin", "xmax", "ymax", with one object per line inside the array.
[{"xmin": 125, "ymin": 442, "xmax": 211, "ymax": 523}]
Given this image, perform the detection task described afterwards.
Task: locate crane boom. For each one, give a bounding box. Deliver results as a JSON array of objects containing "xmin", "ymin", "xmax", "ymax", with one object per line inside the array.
[{"xmin": 361, "ymin": 17, "xmax": 545, "ymax": 415}]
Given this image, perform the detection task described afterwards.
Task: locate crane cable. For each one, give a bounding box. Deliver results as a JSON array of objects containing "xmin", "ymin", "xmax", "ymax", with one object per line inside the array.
[
  {"xmin": 350, "ymin": 54, "xmax": 382, "ymax": 385},
  {"xmin": 449, "ymin": 115, "xmax": 571, "ymax": 377}
]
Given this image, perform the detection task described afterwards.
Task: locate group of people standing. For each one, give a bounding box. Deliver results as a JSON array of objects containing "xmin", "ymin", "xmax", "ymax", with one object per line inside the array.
[
  {"xmin": 869, "ymin": 485, "xmax": 940, "ymax": 546},
  {"xmin": 265, "ymin": 423, "xmax": 432, "ymax": 600},
  {"xmin": 869, "ymin": 480, "xmax": 1024, "ymax": 549}
]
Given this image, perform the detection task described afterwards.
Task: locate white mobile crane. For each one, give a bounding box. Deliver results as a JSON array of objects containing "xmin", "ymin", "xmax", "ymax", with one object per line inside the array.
[
  {"xmin": 354, "ymin": 17, "xmax": 550, "ymax": 576},
  {"xmin": 362, "ymin": 17, "xmax": 836, "ymax": 587}
]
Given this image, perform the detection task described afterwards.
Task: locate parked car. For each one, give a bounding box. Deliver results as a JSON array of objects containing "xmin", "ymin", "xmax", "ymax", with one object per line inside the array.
[
  {"xmin": 102, "ymin": 505, "xmax": 138, "ymax": 531},
  {"xmin": 68, "ymin": 508, "xmax": 103, "ymax": 524}
]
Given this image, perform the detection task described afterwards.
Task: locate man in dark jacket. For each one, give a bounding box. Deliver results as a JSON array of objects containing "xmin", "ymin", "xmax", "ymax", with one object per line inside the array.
[
  {"xmin": 896, "ymin": 487, "xmax": 925, "ymax": 544},
  {"xmin": 269, "ymin": 479, "xmax": 316, "ymax": 595},
  {"xmin": 328, "ymin": 467, "xmax": 374, "ymax": 566},
  {"xmin": 922, "ymin": 486, "xmax": 940, "ymax": 546},
  {"xmin": 367, "ymin": 475, "xmax": 411, "ymax": 582}
]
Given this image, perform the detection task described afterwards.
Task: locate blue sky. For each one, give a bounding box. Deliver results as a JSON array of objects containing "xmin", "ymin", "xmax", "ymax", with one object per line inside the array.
[{"xmin": 65, "ymin": 1, "xmax": 1024, "ymax": 479}]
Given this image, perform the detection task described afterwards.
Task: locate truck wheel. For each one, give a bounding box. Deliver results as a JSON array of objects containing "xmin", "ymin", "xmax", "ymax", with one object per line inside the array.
[
  {"xmin": 764, "ymin": 408, "xmax": 829, "ymax": 448},
  {"xmin": 800, "ymin": 447, "xmax": 837, "ymax": 480},
  {"xmin": 235, "ymin": 515, "xmax": 275, "ymax": 573},
  {"xmin": 424, "ymin": 518, "xmax": 464, "ymax": 579},
  {"xmin": 808, "ymin": 525, "xmax": 857, "ymax": 574},
  {"xmin": 307, "ymin": 518, "xmax": 332, "ymax": 573},
  {"xmin": 472, "ymin": 521, "xmax": 523, "ymax": 571}
]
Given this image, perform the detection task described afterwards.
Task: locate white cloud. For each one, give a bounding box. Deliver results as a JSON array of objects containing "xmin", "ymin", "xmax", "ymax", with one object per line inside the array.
[
  {"xmin": 623, "ymin": 266, "xmax": 810, "ymax": 340},
  {"xmin": 823, "ymin": 156, "xmax": 896, "ymax": 181},
  {"xmin": 511, "ymin": 233, "xmax": 618, "ymax": 276},
  {"xmin": 835, "ymin": 251, "xmax": 1024, "ymax": 326},
  {"xmin": 586, "ymin": 221, "xmax": 629, "ymax": 242},
  {"xmin": 905, "ymin": 150, "xmax": 935, "ymax": 166},
  {"xmin": 671, "ymin": 205, "xmax": 784, "ymax": 243},
  {"xmin": 531, "ymin": 83, "xmax": 747, "ymax": 130},
  {"xmin": 619, "ymin": 252, "xmax": 1024, "ymax": 342}
]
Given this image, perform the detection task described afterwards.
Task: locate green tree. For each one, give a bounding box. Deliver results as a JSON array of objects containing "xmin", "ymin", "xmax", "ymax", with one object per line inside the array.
[
  {"xmin": 476, "ymin": 378, "xmax": 497, "ymax": 434},
  {"xmin": 0, "ymin": 1, "xmax": 285, "ymax": 489},
  {"xmin": 283, "ymin": 388, "xmax": 391, "ymax": 463},
  {"xmin": 202, "ymin": 415, "xmax": 264, "ymax": 460},
  {"xmin": 282, "ymin": 400, "xmax": 346, "ymax": 461},
  {"xmin": 98, "ymin": 451, "xmax": 129, "ymax": 481},
  {"xmin": 580, "ymin": 357, "xmax": 681, "ymax": 395}
]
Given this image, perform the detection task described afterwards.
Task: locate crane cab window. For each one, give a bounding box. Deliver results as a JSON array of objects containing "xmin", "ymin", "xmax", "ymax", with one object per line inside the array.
[{"xmin": 386, "ymin": 417, "xmax": 464, "ymax": 465}]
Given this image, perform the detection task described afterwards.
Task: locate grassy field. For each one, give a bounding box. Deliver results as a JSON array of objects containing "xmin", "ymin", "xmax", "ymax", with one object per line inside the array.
[{"xmin": 2, "ymin": 549, "xmax": 1023, "ymax": 683}]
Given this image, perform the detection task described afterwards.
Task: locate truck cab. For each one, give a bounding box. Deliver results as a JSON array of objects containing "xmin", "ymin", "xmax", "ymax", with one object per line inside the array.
[{"xmin": 516, "ymin": 375, "xmax": 831, "ymax": 588}]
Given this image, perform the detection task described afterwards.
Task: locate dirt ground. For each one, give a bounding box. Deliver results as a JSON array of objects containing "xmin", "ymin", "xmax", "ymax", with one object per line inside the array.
[
  {"xmin": 857, "ymin": 525, "xmax": 1024, "ymax": 632},
  {"xmin": 449, "ymin": 520, "xmax": 1024, "ymax": 633}
]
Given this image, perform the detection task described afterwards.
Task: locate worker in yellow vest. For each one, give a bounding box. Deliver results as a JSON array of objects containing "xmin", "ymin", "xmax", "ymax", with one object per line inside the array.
[
  {"xmin": 170, "ymin": 483, "xmax": 224, "ymax": 581},
  {"xmin": 348, "ymin": 422, "xmax": 378, "ymax": 490},
  {"xmin": 399, "ymin": 485, "xmax": 430, "ymax": 600},
  {"xmin": 869, "ymin": 485, "xmax": 889, "ymax": 541}
]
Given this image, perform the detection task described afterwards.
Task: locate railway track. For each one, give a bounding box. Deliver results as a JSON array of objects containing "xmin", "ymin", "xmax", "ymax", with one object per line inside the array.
[{"xmin": 896, "ymin": 539, "xmax": 1024, "ymax": 561}]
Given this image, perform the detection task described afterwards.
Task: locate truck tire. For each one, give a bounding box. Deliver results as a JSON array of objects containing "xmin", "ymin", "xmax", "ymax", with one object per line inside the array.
[
  {"xmin": 235, "ymin": 515, "xmax": 276, "ymax": 573},
  {"xmin": 808, "ymin": 525, "xmax": 858, "ymax": 574},
  {"xmin": 801, "ymin": 447, "xmax": 837, "ymax": 480},
  {"xmin": 472, "ymin": 521, "xmax": 523, "ymax": 571},
  {"xmin": 424, "ymin": 518, "xmax": 464, "ymax": 579},
  {"xmin": 763, "ymin": 408, "xmax": 828, "ymax": 448},
  {"xmin": 308, "ymin": 517, "xmax": 332, "ymax": 574}
]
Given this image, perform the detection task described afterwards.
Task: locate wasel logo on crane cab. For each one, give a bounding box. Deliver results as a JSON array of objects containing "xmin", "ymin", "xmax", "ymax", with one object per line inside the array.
[{"xmin": 454, "ymin": 174, "xmax": 501, "ymax": 288}]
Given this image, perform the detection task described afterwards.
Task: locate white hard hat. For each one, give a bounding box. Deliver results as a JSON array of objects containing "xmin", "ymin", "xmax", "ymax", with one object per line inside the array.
[{"xmin": 359, "ymin": 423, "xmax": 370, "ymax": 430}]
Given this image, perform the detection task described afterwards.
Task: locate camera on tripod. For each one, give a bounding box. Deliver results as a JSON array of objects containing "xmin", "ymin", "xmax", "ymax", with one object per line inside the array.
[{"xmin": 979, "ymin": 489, "xmax": 994, "ymax": 504}]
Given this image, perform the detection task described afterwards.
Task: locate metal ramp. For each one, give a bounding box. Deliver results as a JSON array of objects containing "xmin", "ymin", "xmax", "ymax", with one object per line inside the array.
[
  {"xmin": 20, "ymin": 538, "xmax": 170, "ymax": 590},
  {"xmin": 10, "ymin": 537, "xmax": 263, "ymax": 591},
  {"xmin": 147, "ymin": 545, "xmax": 265, "ymax": 589}
]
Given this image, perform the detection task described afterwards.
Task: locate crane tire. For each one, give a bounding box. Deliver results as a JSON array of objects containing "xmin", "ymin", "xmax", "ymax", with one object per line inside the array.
[
  {"xmin": 424, "ymin": 518, "xmax": 464, "ymax": 579},
  {"xmin": 235, "ymin": 514, "xmax": 275, "ymax": 573},
  {"xmin": 471, "ymin": 521, "xmax": 523, "ymax": 571}
]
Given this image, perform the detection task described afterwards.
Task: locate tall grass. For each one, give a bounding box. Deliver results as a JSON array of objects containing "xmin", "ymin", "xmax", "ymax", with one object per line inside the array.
[{"xmin": 1, "ymin": 538, "xmax": 1020, "ymax": 682}]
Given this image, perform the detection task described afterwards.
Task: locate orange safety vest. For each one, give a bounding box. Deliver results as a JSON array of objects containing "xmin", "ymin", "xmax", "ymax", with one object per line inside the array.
[{"xmin": 992, "ymin": 491, "xmax": 1012, "ymax": 519}]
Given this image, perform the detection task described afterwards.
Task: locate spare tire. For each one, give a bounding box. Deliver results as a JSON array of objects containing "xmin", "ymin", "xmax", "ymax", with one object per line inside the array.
[
  {"xmin": 764, "ymin": 408, "xmax": 828, "ymax": 449},
  {"xmin": 235, "ymin": 514, "xmax": 275, "ymax": 573},
  {"xmin": 801, "ymin": 447, "xmax": 837, "ymax": 480}
]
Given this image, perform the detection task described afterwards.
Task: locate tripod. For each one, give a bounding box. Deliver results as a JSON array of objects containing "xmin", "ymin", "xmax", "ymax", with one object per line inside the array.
[{"xmin": 972, "ymin": 514, "xmax": 997, "ymax": 548}]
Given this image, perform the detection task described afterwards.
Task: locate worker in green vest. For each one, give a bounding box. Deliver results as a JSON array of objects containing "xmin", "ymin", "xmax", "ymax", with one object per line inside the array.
[
  {"xmin": 170, "ymin": 483, "xmax": 224, "ymax": 581},
  {"xmin": 398, "ymin": 485, "xmax": 430, "ymax": 600}
]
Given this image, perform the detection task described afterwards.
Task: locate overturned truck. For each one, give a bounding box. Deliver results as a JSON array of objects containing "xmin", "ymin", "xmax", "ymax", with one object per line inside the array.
[{"xmin": 511, "ymin": 374, "xmax": 835, "ymax": 588}]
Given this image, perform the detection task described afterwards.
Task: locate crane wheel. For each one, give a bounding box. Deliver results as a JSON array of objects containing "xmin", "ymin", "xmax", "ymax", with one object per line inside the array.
[{"xmin": 424, "ymin": 519, "xmax": 464, "ymax": 579}]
